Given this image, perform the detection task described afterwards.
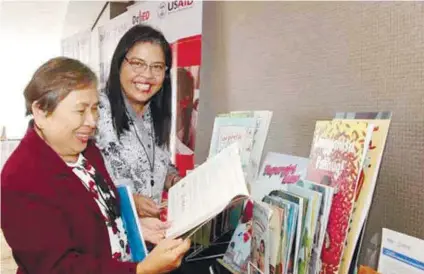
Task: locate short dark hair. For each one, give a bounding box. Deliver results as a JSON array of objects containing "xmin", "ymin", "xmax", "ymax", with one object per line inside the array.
[
  {"xmin": 105, "ymin": 24, "xmax": 172, "ymax": 147},
  {"xmin": 24, "ymin": 57, "xmax": 97, "ymax": 115}
]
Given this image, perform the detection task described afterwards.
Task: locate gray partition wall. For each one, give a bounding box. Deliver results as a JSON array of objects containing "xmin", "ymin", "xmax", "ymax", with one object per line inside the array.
[{"xmin": 196, "ymin": 1, "xmax": 424, "ymax": 269}]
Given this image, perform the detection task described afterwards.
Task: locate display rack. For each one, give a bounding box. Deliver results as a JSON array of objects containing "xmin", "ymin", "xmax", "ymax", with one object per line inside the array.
[
  {"xmin": 184, "ymin": 209, "xmax": 236, "ymax": 262},
  {"xmin": 247, "ymin": 261, "xmax": 264, "ymax": 274}
]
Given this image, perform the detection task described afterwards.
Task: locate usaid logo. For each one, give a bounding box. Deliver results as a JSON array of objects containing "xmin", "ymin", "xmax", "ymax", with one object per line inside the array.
[
  {"xmin": 158, "ymin": 0, "xmax": 194, "ymax": 18},
  {"xmin": 157, "ymin": 2, "xmax": 167, "ymax": 18}
]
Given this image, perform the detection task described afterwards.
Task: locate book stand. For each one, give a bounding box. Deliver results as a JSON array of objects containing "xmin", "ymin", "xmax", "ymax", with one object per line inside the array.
[
  {"xmin": 185, "ymin": 210, "xmax": 234, "ymax": 262},
  {"xmin": 247, "ymin": 261, "xmax": 265, "ymax": 274}
]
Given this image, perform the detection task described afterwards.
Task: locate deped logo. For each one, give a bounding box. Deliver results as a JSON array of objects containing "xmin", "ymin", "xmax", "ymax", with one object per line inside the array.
[
  {"xmin": 158, "ymin": 0, "xmax": 194, "ymax": 18},
  {"xmin": 132, "ymin": 10, "xmax": 150, "ymax": 25}
]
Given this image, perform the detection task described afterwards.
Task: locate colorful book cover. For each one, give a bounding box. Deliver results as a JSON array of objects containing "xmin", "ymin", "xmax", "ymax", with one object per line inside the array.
[
  {"xmin": 286, "ymin": 185, "xmax": 323, "ymax": 274},
  {"xmin": 251, "ymin": 201, "xmax": 273, "ymax": 274},
  {"xmin": 262, "ymin": 196, "xmax": 285, "ymax": 274},
  {"xmin": 223, "ymin": 111, "xmax": 273, "ymax": 183},
  {"xmin": 306, "ymin": 120, "xmax": 373, "ymax": 274},
  {"xmin": 268, "ymin": 205, "xmax": 284, "ymax": 274},
  {"xmin": 358, "ymin": 265, "xmax": 380, "ymax": 274},
  {"xmin": 222, "ymin": 200, "xmax": 254, "ymax": 273},
  {"xmin": 333, "ymin": 112, "xmax": 391, "ymax": 274},
  {"xmin": 216, "ymin": 111, "xmax": 272, "ymax": 237},
  {"xmin": 266, "ymin": 195, "xmax": 298, "ymax": 274},
  {"xmin": 206, "ymin": 117, "xmax": 256, "ymax": 246},
  {"xmin": 209, "ymin": 116, "xmax": 257, "ymax": 176},
  {"xmin": 250, "ymin": 152, "xmax": 309, "ymax": 202},
  {"xmin": 296, "ymin": 180, "xmax": 335, "ymax": 274},
  {"xmin": 116, "ymin": 185, "xmax": 148, "ymax": 262},
  {"xmin": 269, "ymin": 190, "xmax": 306, "ymax": 274},
  {"xmin": 263, "ymin": 195, "xmax": 290, "ymax": 274}
]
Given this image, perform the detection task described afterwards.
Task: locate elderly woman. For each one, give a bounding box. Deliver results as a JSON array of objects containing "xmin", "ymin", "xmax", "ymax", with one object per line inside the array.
[{"xmin": 0, "ymin": 57, "xmax": 190, "ymax": 274}]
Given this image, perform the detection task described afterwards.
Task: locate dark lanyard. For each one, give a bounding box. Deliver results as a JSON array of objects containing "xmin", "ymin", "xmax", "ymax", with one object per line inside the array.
[{"xmin": 128, "ymin": 112, "xmax": 156, "ymax": 187}]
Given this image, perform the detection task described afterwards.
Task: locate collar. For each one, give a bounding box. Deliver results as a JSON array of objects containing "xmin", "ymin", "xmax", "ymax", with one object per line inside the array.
[
  {"xmin": 23, "ymin": 120, "xmax": 96, "ymax": 174},
  {"xmin": 66, "ymin": 153, "xmax": 84, "ymax": 168},
  {"xmin": 123, "ymin": 94, "xmax": 150, "ymax": 121},
  {"xmin": 20, "ymin": 121, "xmax": 114, "ymax": 222}
]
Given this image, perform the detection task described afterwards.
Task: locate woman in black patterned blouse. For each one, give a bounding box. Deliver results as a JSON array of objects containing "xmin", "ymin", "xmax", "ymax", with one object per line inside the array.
[{"xmin": 96, "ymin": 24, "xmax": 182, "ymax": 245}]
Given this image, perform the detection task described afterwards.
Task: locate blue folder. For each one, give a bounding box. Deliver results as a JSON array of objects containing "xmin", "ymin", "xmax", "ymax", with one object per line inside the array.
[{"xmin": 117, "ymin": 185, "xmax": 148, "ymax": 262}]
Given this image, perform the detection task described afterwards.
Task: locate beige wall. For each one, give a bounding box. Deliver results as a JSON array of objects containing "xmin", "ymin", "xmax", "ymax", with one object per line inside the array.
[
  {"xmin": 196, "ymin": 1, "xmax": 424, "ymax": 268},
  {"xmin": 1, "ymin": 231, "xmax": 17, "ymax": 274}
]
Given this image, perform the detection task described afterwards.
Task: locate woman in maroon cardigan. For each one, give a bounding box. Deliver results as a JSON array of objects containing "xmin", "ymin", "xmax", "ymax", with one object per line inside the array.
[{"xmin": 0, "ymin": 57, "xmax": 190, "ymax": 274}]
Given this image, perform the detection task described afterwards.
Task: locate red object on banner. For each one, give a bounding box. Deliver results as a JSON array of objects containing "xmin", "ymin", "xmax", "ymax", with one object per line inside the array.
[
  {"xmin": 171, "ymin": 34, "xmax": 201, "ymax": 176},
  {"xmin": 175, "ymin": 153, "xmax": 194, "ymax": 177},
  {"xmin": 171, "ymin": 35, "xmax": 202, "ymax": 67}
]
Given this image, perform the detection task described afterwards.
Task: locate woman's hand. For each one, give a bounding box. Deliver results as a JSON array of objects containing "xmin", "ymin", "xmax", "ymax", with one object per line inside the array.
[
  {"xmin": 136, "ymin": 238, "xmax": 191, "ymax": 274},
  {"xmin": 133, "ymin": 194, "xmax": 160, "ymax": 218},
  {"xmin": 140, "ymin": 217, "xmax": 171, "ymax": 245},
  {"xmin": 165, "ymin": 173, "xmax": 181, "ymax": 190}
]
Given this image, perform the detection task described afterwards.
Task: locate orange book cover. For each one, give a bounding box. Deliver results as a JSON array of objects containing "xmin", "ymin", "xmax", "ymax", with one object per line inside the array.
[{"xmin": 358, "ymin": 265, "xmax": 380, "ymax": 274}]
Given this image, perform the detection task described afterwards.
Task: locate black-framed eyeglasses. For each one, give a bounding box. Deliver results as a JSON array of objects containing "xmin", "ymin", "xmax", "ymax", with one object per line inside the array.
[{"xmin": 124, "ymin": 57, "xmax": 167, "ymax": 76}]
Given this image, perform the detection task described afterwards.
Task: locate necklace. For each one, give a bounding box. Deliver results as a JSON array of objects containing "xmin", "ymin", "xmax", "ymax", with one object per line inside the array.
[{"xmin": 128, "ymin": 110, "xmax": 156, "ymax": 188}]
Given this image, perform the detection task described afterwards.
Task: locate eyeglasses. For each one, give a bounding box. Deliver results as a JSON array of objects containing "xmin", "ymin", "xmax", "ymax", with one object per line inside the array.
[{"xmin": 124, "ymin": 57, "xmax": 167, "ymax": 76}]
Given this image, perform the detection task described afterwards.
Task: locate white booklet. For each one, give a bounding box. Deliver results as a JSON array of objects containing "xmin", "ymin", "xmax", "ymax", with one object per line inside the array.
[
  {"xmin": 378, "ymin": 228, "xmax": 424, "ymax": 274},
  {"xmin": 166, "ymin": 143, "xmax": 250, "ymax": 239}
]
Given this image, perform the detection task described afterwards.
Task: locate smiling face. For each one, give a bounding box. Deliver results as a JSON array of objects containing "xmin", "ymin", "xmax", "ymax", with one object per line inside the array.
[
  {"xmin": 120, "ymin": 42, "xmax": 166, "ymax": 112},
  {"xmin": 33, "ymin": 85, "xmax": 99, "ymax": 162}
]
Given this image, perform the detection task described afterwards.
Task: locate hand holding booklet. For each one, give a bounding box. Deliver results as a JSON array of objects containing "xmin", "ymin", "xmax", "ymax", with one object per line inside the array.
[{"xmin": 166, "ymin": 143, "xmax": 250, "ymax": 239}]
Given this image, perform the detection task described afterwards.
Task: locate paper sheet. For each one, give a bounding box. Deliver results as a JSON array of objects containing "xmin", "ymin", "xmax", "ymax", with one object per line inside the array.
[{"xmin": 166, "ymin": 143, "xmax": 249, "ymax": 238}]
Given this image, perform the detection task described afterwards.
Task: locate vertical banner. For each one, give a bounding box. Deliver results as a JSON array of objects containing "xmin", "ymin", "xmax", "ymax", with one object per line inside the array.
[
  {"xmin": 61, "ymin": 29, "xmax": 92, "ymax": 67},
  {"xmin": 97, "ymin": 12, "xmax": 132, "ymax": 89},
  {"xmin": 127, "ymin": 1, "xmax": 203, "ymax": 176}
]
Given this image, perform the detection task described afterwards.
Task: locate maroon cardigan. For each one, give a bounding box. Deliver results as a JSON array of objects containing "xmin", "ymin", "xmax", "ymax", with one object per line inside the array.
[{"xmin": 1, "ymin": 126, "xmax": 138, "ymax": 274}]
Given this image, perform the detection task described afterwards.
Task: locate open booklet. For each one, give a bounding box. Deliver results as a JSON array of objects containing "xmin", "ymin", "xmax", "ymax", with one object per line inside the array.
[{"xmin": 166, "ymin": 143, "xmax": 250, "ymax": 239}]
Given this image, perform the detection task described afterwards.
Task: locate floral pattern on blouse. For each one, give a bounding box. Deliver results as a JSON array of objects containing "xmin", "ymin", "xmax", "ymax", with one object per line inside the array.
[
  {"xmin": 96, "ymin": 92, "xmax": 174, "ymax": 203},
  {"xmin": 67, "ymin": 154, "xmax": 131, "ymax": 262}
]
